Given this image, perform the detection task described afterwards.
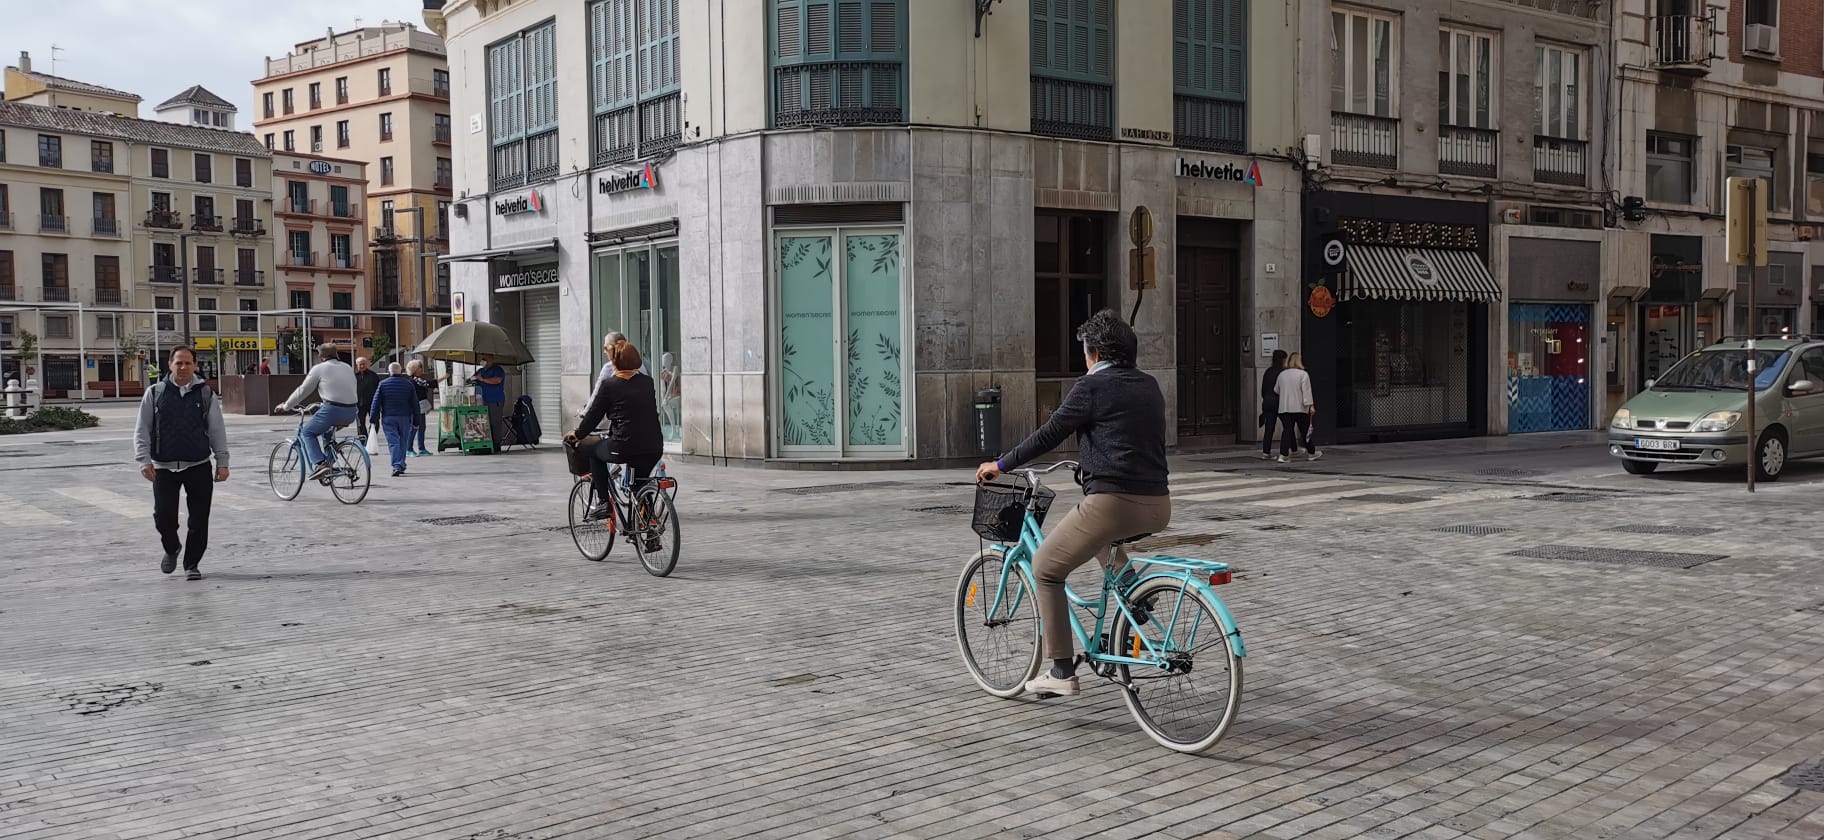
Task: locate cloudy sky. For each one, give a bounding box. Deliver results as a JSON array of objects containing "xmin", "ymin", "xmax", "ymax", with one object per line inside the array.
[{"xmin": 8, "ymin": 0, "xmax": 431, "ymax": 123}]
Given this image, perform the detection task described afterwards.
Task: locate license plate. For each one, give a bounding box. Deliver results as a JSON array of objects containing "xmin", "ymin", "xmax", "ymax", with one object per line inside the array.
[{"xmin": 1635, "ymin": 438, "xmax": 1680, "ymax": 451}]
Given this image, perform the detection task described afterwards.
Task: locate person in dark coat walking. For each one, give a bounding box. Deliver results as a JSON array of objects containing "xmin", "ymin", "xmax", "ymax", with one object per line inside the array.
[
  {"xmin": 353, "ymin": 357, "xmax": 381, "ymax": 443},
  {"xmin": 1258, "ymin": 350, "xmax": 1287, "ymax": 460},
  {"xmin": 132, "ymin": 346, "xmax": 230, "ymax": 581},
  {"xmin": 370, "ymin": 362, "xmax": 420, "ymax": 477}
]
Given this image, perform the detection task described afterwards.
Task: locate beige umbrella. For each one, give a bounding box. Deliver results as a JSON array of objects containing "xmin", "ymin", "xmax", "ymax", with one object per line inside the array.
[{"xmin": 410, "ymin": 321, "xmax": 535, "ymax": 366}]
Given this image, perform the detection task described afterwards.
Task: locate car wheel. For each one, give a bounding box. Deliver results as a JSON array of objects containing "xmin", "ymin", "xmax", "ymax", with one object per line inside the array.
[
  {"xmin": 1621, "ymin": 460, "xmax": 1659, "ymax": 475},
  {"xmin": 1754, "ymin": 430, "xmax": 1787, "ymax": 482}
]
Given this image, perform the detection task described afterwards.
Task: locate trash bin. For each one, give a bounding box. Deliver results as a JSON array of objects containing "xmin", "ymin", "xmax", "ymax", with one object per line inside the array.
[{"xmin": 974, "ymin": 387, "xmax": 1002, "ymax": 455}]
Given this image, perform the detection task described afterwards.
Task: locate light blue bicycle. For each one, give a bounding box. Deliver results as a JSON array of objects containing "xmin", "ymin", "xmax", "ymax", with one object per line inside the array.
[
  {"xmin": 954, "ymin": 461, "xmax": 1246, "ymax": 753},
  {"xmin": 267, "ymin": 404, "xmax": 372, "ymax": 505}
]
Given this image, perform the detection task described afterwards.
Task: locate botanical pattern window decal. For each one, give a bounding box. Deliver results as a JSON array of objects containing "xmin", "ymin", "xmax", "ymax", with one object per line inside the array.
[
  {"xmin": 778, "ymin": 230, "xmax": 906, "ymax": 453},
  {"xmin": 844, "ymin": 234, "xmax": 902, "ymax": 447},
  {"xmin": 780, "ymin": 235, "xmax": 837, "ymax": 447}
]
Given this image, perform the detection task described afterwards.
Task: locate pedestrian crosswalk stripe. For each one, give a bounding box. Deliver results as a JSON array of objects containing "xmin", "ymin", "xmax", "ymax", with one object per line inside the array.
[
  {"xmin": 0, "ymin": 492, "xmax": 72, "ymax": 525},
  {"xmin": 1252, "ymin": 484, "xmax": 1436, "ymax": 509},
  {"xmin": 1175, "ymin": 478, "xmax": 1353, "ymax": 502},
  {"xmin": 1342, "ymin": 487, "xmax": 1524, "ymax": 515},
  {"xmin": 1167, "ymin": 476, "xmax": 1267, "ymax": 494},
  {"xmin": 52, "ymin": 487, "xmax": 146, "ymax": 520}
]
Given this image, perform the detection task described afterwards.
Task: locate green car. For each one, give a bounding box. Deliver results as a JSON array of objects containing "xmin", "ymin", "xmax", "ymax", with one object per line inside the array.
[{"xmin": 1609, "ymin": 337, "xmax": 1824, "ymax": 481}]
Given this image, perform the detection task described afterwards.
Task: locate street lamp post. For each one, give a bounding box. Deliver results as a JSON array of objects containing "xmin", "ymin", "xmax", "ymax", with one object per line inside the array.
[
  {"xmin": 179, "ymin": 231, "xmax": 195, "ymax": 347},
  {"xmin": 383, "ymin": 206, "xmax": 431, "ymax": 345}
]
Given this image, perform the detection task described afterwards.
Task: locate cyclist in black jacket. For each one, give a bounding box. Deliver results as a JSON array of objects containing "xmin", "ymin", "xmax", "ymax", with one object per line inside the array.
[
  {"xmin": 975, "ymin": 309, "xmax": 1171, "ymax": 698},
  {"xmin": 568, "ymin": 342, "xmax": 664, "ymax": 528}
]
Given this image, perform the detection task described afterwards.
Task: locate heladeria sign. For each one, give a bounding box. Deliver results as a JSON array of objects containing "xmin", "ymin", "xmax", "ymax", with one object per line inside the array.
[
  {"xmin": 599, "ymin": 162, "xmax": 659, "ymax": 196},
  {"xmin": 494, "ymin": 190, "xmax": 545, "ymax": 216},
  {"xmin": 1176, "ymin": 157, "xmax": 1263, "ymax": 188}
]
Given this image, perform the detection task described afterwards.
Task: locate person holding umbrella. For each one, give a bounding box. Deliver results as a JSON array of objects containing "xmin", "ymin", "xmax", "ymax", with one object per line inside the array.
[{"xmin": 473, "ymin": 354, "xmax": 507, "ymax": 450}]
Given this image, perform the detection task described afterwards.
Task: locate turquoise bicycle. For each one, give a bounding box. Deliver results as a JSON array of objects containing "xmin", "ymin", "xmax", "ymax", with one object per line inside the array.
[
  {"xmin": 954, "ymin": 461, "xmax": 1246, "ymax": 754},
  {"xmin": 267, "ymin": 404, "xmax": 371, "ymax": 505}
]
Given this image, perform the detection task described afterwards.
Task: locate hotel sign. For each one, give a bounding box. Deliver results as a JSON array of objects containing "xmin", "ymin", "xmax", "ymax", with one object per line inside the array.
[
  {"xmin": 598, "ymin": 162, "xmax": 659, "ymax": 196},
  {"xmin": 494, "ymin": 190, "xmax": 545, "ymax": 216}
]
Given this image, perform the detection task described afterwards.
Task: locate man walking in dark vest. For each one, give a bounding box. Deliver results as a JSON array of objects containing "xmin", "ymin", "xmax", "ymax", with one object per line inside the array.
[{"xmin": 133, "ymin": 346, "xmax": 230, "ymax": 581}]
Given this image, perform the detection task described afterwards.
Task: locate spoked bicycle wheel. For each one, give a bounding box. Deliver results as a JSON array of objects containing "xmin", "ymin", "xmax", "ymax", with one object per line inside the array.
[
  {"xmin": 1106, "ymin": 577, "xmax": 1244, "ymax": 754},
  {"xmin": 954, "ymin": 546, "xmax": 1042, "ymax": 698},
  {"xmin": 267, "ymin": 440, "xmax": 303, "ymax": 501},
  {"xmin": 629, "ymin": 484, "xmax": 679, "ymax": 577},
  {"xmin": 568, "ymin": 479, "xmax": 613, "ymax": 561},
  {"xmin": 327, "ymin": 440, "xmax": 371, "ymax": 505}
]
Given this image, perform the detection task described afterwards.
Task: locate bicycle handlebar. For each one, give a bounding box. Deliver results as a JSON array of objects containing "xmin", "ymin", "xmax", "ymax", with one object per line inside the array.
[{"xmin": 1016, "ymin": 460, "xmax": 1079, "ymax": 478}]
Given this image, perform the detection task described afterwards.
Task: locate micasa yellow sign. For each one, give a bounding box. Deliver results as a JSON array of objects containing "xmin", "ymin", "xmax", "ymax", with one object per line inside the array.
[{"xmin": 193, "ymin": 337, "xmax": 278, "ymax": 351}]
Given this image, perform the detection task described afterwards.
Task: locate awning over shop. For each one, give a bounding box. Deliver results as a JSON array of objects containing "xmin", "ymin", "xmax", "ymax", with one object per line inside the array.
[
  {"xmin": 436, "ymin": 238, "xmax": 560, "ymax": 264},
  {"xmin": 1340, "ymin": 245, "xmax": 1502, "ymax": 303}
]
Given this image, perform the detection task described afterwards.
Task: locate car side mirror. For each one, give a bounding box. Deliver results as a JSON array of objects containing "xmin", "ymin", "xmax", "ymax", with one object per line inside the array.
[
  {"xmin": 1790, "ymin": 380, "xmax": 1815, "ymax": 395},
  {"xmin": 1643, "ymin": 379, "xmax": 1656, "ymax": 389}
]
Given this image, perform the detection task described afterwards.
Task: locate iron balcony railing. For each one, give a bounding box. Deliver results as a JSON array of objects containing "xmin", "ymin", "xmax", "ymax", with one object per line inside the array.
[
  {"xmin": 232, "ymin": 217, "xmax": 266, "ymax": 236},
  {"xmin": 191, "ymin": 214, "xmax": 223, "ymax": 232},
  {"xmin": 0, "ymin": 212, "xmax": 11, "ymax": 230},
  {"xmin": 38, "ymin": 215, "xmax": 67, "ymax": 233},
  {"xmin": 1331, "ymin": 112, "xmax": 1398, "ymax": 169},
  {"xmin": 331, "ymin": 204, "xmax": 356, "ymax": 219},
  {"xmin": 435, "ymin": 123, "xmax": 451, "ymax": 144},
  {"xmin": 95, "ymin": 287, "xmax": 123, "ymax": 305},
  {"xmin": 145, "ymin": 209, "xmax": 183, "ymax": 229},
  {"xmin": 1174, "ymin": 94, "xmax": 1246, "ymax": 154},
  {"xmin": 1031, "ymin": 77, "xmax": 1113, "ymax": 142},
  {"xmin": 0, "ymin": 284, "xmax": 14, "ymax": 301},
  {"xmin": 774, "ymin": 63, "xmax": 904, "ymax": 130},
  {"xmin": 148, "ymin": 265, "xmax": 183, "ymax": 284},
  {"xmin": 594, "ymin": 96, "xmax": 685, "ymax": 167},
  {"xmin": 92, "ymin": 217, "xmax": 120, "ymax": 236},
  {"xmin": 1533, "ymin": 136, "xmax": 1587, "ymax": 187},
  {"xmin": 290, "ymin": 252, "xmax": 316, "ymax": 267},
  {"xmin": 1438, "ymin": 125, "xmax": 1498, "ymax": 179},
  {"xmin": 40, "ymin": 286, "xmax": 71, "ymax": 303},
  {"xmin": 194, "ymin": 268, "xmax": 225, "ymax": 285},
  {"xmin": 1652, "ymin": 14, "xmax": 1712, "ymax": 69},
  {"xmin": 282, "ymin": 198, "xmax": 314, "ymax": 215},
  {"xmin": 235, "ymin": 269, "xmax": 265, "ymax": 287}
]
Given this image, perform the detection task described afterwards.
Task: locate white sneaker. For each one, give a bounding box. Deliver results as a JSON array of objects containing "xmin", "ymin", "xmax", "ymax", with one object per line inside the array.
[
  {"xmin": 1024, "ymin": 671, "xmax": 1080, "ymax": 697},
  {"xmin": 1308, "ymin": 451, "xmax": 1324, "ymax": 461},
  {"xmin": 1275, "ymin": 455, "xmax": 1289, "ymax": 463}
]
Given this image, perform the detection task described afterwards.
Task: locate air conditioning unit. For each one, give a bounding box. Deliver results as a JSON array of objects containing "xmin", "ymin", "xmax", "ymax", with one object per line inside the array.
[{"xmin": 1743, "ymin": 24, "xmax": 1778, "ymax": 56}]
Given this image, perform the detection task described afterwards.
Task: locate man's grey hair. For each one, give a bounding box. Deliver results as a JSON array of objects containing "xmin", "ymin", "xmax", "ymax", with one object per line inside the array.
[
  {"xmin": 356, "ymin": 356, "xmax": 370, "ymax": 366},
  {"xmin": 388, "ymin": 361, "xmax": 404, "ymax": 374},
  {"xmin": 603, "ymin": 331, "xmax": 625, "ymax": 345},
  {"xmin": 318, "ymin": 343, "xmax": 339, "ymax": 359}
]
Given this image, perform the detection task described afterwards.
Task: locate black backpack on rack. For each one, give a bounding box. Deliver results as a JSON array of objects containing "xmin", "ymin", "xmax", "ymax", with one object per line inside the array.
[{"xmin": 508, "ymin": 394, "xmax": 542, "ymax": 447}]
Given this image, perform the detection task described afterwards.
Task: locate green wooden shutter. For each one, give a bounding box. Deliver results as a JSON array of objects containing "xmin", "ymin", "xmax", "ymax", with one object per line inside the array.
[
  {"xmin": 773, "ymin": 0, "xmax": 903, "ymax": 124},
  {"xmin": 1176, "ymin": 0, "xmax": 1246, "ymax": 98},
  {"xmin": 639, "ymin": 0, "xmax": 681, "ymax": 97},
  {"xmin": 1214, "ymin": 0, "xmax": 1245, "ymax": 100},
  {"xmin": 593, "ymin": 0, "xmax": 636, "ymax": 113},
  {"xmin": 526, "ymin": 24, "xmax": 559, "ymax": 134},
  {"xmin": 488, "ymin": 39, "xmax": 523, "ymax": 143},
  {"xmin": 1032, "ymin": 0, "xmax": 1112, "ymax": 84}
]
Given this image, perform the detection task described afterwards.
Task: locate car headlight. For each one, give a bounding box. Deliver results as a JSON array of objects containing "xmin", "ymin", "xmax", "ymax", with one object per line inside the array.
[
  {"xmin": 1692, "ymin": 410, "xmax": 1742, "ymax": 432},
  {"xmin": 1611, "ymin": 409, "xmax": 1632, "ymax": 429}
]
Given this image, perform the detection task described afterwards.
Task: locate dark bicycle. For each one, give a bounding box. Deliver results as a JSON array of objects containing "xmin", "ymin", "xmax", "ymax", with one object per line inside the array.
[{"xmin": 562, "ymin": 439, "xmax": 680, "ymax": 577}]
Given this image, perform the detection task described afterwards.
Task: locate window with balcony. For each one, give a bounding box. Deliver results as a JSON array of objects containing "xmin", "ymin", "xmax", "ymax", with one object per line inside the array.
[
  {"xmin": 286, "ymin": 181, "xmax": 309, "ymax": 214},
  {"xmin": 1533, "ymin": 44, "xmax": 1586, "ymax": 186},
  {"xmin": 336, "ymin": 76, "xmax": 349, "ymax": 105},
  {"xmin": 1727, "ymin": 143, "xmax": 1784, "ymax": 211},
  {"xmin": 235, "ymin": 198, "xmax": 259, "ymax": 234},
  {"xmin": 1646, "ymin": 131, "xmax": 1695, "ymax": 204},
  {"xmin": 1330, "ymin": 7, "xmax": 1399, "ymax": 168},
  {"xmin": 152, "ymin": 245, "xmax": 178, "ymax": 285},
  {"xmin": 237, "ymin": 248, "xmax": 260, "ymax": 286},
  {"xmin": 39, "ymin": 187, "xmax": 65, "ymax": 233},
  {"xmin": 436, "ymin": 157, "xmax": 452, "ymax": 187},
  {"xmin": 310, "ymin": 125, "xmax": 323, "ymax": 152},
  {"xmin": 282, "ymin": 88, "xmax": 295, "ymax": 115},
  {"xmin": 309, "ymin": 82, "xmax": 322, "ymax": 110},
  {"xmin": 38, "ymin": 134, "xmax": 61, "ymax": 168},
  {"xmin": 381, "ymin": 156, "xmax": 396, "ymax": 186},
  {"xmin": 263, "ymin": 91, "xmax": 275, "ymax": 119},
  {"xmin": 91, "ymin": 141, "xmax": 113, "ymax": 173},
  {"xmin": 289, "ymin": 231, "xmax": 312, "ymax": 266},
  {"xmin": 95, "ymin": 256, "xmax": 121, "ymax": 305},
  {"xmin": 433, "ymin": 68, "xmax": 450, "ymax": 98},
  {"xmin": 41, "ymin": 254, "xmax": 69, "ymax": 302},
  {"xmin": 380, "ymin": 112, "xmax": 394, "ymax": 142},
  {"xmin": 434, "ymin": 113, "xmax": 451, "ymax": 144},
  {"xmin": 92, "ymin": 192, "xmax": 117, "ymax": 236},
  {"xmin": 592, "ymin": 0, "xmax": 687, "ymax": 164},
  {"xmin": 194, "ymin": 153, "xmax": 212, "ymax": 183},
  {"xmin": 193, "ymin": 195, "xmax": 219, "ymax": 231},
  {"xmin": 331, "ymin": 234, "xmax": 353, "ymax": 269},
  {"xmin": 283, "ymin": 130, "xmax": 295, "ymax": 152},
  {"xmin": 1436, "ymin": 26, "xmax": 1497, "ymax": 178},
  {"xmin": 1173, "ymin": 0, "xmax": 1246, "ymax": 153},
  {"xmin": 0, "ymin": 184, "xmax": 9, "ymax": 230},
  {"xmin": 488, "ymin": 21, "xmax": 560, "ymax": 190},
  {"xmin": 380, "ymin": 200, "xmax": 395, "ymax": 229},
  {"xmin": 337, "ymin": 120, "xmax": 351, "ymax": 149},
  {"xmin": 0, "ymin": 251, "xmax": 11, "ymax": 301},
  {"xmin": 1029, "ymin": 0, "xmax": 1111, "ymax": 140},
  {"xmin": 378, "ymin": 68, "xmax": 393, "ymax": 97},
  {"xmin": 331, "ymin": 185, "xmax": 352, "ymax": 217},
  {"xmin": 195, "ymin": 246, "xmax": 219, "ymax": 285}
]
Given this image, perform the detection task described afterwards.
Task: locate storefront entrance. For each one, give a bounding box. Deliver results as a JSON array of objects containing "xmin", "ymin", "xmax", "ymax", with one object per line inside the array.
[
  {"xmin": 1507, "ymin": 304, "xmax": 1592, "ymax": 433},
  {"xmin": 593, "ymin": 242, "xmax": 682, "ymax": 446},
  {"xmin": 773, "ymin": 227, "xmax": 909, "ymax": 458},
  {"xmin": 519, "ymin": 286, "xmax": 562, "ymax": 421},
  {"xmin": 1175, "ymin": 233, "xmax": 1240, "ymax": 440}
]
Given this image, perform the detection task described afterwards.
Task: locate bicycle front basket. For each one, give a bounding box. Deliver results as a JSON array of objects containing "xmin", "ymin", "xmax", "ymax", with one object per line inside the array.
[{"xmin": 972, "ymin": 482, "xmax": 1055, "ymax": 542}]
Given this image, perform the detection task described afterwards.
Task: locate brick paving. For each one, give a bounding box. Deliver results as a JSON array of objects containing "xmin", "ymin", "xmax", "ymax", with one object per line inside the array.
[{"xmin": 1, "ymin": 409, "xmax": 1822, "ymax": 838}]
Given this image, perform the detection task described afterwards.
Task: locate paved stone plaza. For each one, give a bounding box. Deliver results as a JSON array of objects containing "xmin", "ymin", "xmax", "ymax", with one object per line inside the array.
[{"xmin": 2, "ymin": 407, "xmax": 1823, "ymax": 839}]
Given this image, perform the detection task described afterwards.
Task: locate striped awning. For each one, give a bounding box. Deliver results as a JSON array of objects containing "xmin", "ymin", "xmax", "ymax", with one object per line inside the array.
[{"xmin": 1340, "ymin": 246, "xmax": 1502, "ymax": 302}]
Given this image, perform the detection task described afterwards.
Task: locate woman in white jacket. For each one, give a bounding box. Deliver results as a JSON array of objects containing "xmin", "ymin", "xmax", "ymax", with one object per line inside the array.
[{"xmin": 1273, "ymin": 353, "xmax": 1322, "ymax": 463}]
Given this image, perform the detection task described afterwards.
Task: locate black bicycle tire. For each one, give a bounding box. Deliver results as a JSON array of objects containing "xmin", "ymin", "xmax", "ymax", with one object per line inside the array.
[
  {"xmin": 568, "ymin": 480, "xmax": 613, "ymax": 561},
  {"xmin": 631, "ymin": 484, "xmax": 679, "ymax": 577},
  {"xmin": 1107, "ymin": 578, "xmax": 1243, "ymax": 754},
  {"xmin": 268, "ymin": 441, "xmax": 303, "ymax": 501}
]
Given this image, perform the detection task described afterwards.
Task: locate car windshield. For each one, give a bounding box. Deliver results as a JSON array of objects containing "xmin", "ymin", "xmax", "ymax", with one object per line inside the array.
[{"xmin": 1652, "ymin": 349, "xmax": 1791, "ymax": 391}]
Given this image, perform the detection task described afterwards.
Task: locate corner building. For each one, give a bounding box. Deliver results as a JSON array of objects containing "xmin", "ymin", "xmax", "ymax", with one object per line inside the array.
[{"xmin": 433, "ymin": 0, "xmax": 1300, "ymax": 464}]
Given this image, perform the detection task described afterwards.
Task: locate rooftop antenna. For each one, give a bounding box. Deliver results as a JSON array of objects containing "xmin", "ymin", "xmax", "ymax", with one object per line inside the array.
[{"xmin": 48, "ymin": 43, "xmax": 64, "ymax": 107}]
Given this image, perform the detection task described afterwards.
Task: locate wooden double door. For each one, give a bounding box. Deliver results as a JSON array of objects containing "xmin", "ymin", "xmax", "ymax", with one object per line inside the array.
[{"xmin": 1176, "ymin": 245, "xmax": 1241, "ymax": 439}]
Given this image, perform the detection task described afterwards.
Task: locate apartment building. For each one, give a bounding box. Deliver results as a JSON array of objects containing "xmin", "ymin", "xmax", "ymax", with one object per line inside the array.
[
  {"xmin": 1610, "ymin": 0, "xmax": 1824, "ymax": 417},
  {"xmin": 152, "ymin": 86, "xmax": 240, "ymax": 131},
  {"xmin": 431, "ymin": 0, "xmax": 1301, "ymax": 464},
  {"xmin": 4, "ymin": 51, "xmax": 142, "ymax": 115},
  {"xmin": 272, "ymin": 151, "xmax": 371, "ymax": 370},
  {"xmin": 253, "ymin": 22, "xmax": 454, "ymax": 347},
  {"xmin": 1293, "ymin": 0, "xmax": 1615, "ymax": 441}
]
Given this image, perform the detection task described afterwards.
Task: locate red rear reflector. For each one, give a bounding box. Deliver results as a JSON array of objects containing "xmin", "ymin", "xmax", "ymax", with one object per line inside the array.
[{"xmin": 1209, "ymin": 571, "xmax": 1232, "ymax": 586}]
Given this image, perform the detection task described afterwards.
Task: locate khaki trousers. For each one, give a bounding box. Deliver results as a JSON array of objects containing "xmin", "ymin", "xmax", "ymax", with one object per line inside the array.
[{"xmin": 1031, "ymin": 492, "xmax": 1172, "ymax": 660}]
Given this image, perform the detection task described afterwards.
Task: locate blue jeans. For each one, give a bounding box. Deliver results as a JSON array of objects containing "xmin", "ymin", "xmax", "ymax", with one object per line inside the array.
[
  {"xmin": 301, "ymin": 404, "xmax": 357, "ymax": 468},
  {"xmin": 383, "ymin": 416, "xmax": 414, "ymax": 472}
]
